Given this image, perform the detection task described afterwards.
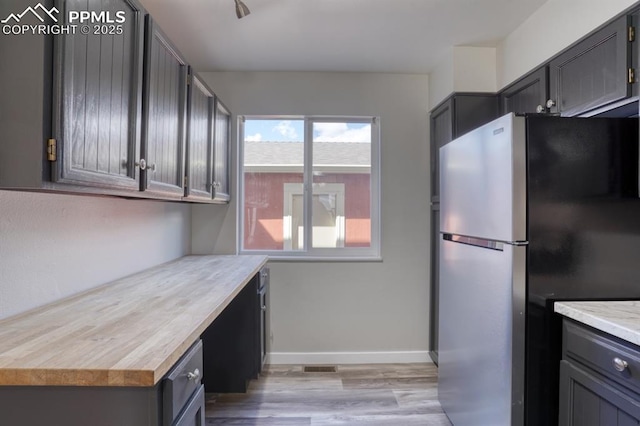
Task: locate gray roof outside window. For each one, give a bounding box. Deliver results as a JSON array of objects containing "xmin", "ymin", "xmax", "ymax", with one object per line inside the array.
[{"xmin": 244, "ymin": 141, "xmax": 371, "ymax": 167}]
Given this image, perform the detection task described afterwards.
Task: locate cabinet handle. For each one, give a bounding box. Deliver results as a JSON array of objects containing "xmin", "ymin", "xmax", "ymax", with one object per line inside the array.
[
  {"xmin": 186, "ymin": 368, "xmax": 201, "ymax": 381},
  {"xmin": 135, "ymin": 159, "xmax": 147, "ymax": 170},
  {"xmin": 261, "ymin": 305, "xmax": 267, "ymax": 311},
  {"xmin": 546, "ymin": 99, "xmax": 556, "ymax": 109},
  {"xmin": 147, "ymin": 163, "xmax": 156, "ymax": 172},
  {"xmin": 535, "ymin": 105, "xmax": 545, "ymax": 113},
  {"xmin": 613, "ymin": 357, "xmax": 629, "ymax": 372}
]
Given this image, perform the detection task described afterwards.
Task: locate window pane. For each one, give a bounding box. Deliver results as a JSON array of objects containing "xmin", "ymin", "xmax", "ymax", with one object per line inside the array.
[
  {"xmin": 312, "ymin": 122, "xmax": 371, "ymax": 248},
  {"xmin": 243, "ymin": 119, "xmax": 304, "ymax": 250}
]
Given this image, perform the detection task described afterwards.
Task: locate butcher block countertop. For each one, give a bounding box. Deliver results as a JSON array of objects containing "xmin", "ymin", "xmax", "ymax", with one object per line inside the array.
[
  {"xmin": 0, "ymin": 255, "xmax": 267, "ymax": 387},
  {"xmin": 555, "ymin": 301, "xmax": 640, "ymax": 347}
]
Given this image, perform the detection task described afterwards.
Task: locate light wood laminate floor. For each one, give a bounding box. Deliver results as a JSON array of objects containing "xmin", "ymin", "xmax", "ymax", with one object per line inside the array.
[{"xmin": 205, "ymin": 363, "xmax": 452, "ymax": 425}]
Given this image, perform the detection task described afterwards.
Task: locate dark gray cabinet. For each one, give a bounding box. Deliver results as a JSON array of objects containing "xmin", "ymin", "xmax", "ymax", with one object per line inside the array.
[
  {"xmin": 429, "ymin": 93, "xmax": 498, "ymax": 201},
  {"xmin": 202, "ymin": 270, "xmax": 265, "ymax": 392},
  {"xmin": 559, "ymin": 320, "xmax": 640, "ymax": 426},
  {"xmin": 52, "ymin": 0, "xmax": 145, "ymax": 190},
  {"xmin": 549, "ymin": 15, "xmax": 635, "ymax": 117},
  {"xmin": 172, "ymin": 385, "xmax": 205, "ymax": 426},
  {"xmin": 0, "ymin": 0, "xmax": 148, "ymax": 195},
  {"xmin": 0, "ymin": 340, "xmax": 204, "ymax": 426},
  {"xmin": 0, "ymin": 0, "xmax": 232, "ymax": 203},
  {"xmin": 560, "ymin": 361, "xmax": 640, "ymax": 426},
  {"xmin": 428, "ymin": 93, "xmax": 498, "ymax": 364},
  {"xmin": 141, "ymin": 16, "xmax": 188, "ymax": 199},
  {"xmin": 256, "ymin": 266, "xmax": 269, "ymax": 376},
  {"xmin": 212, "ymin": 98, "xmax": 231, "ymax": 203},
  {"xmin": 500, "ymin": 66, "xmax": 549, "ymax": 115},
  {"xmin": 429, "ymin": 202, "xmax": 440, "ymax": 365},
  {"xmin": 184, "ymin": 73, "xmax": 215, "ymax": 201}
]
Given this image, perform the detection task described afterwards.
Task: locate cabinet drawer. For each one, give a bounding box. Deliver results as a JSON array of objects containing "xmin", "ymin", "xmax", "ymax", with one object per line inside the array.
[
  {"xmin": 559, "ymin": 360, "xmax": 640, "ymax": 426},
  {"xmin": 163, "ymin": 340, "xmax": 203, "ymax": 425},
  {"xmin": 564, "ymin": 320, "xmax": 640, "ymax": 394},
  {"xmin": 173, "ymin": 384, "xmax": 205, "ymax": 426}
]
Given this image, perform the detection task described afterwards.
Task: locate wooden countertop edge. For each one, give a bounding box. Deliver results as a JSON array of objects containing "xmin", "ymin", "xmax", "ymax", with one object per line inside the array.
[
  {"xmin": 0, "ymin": 255, "xmax": 268, "ymax": 387},
  {"xmin": 148, "ymin": 257, "xmax": 267, "ymax": 387}
]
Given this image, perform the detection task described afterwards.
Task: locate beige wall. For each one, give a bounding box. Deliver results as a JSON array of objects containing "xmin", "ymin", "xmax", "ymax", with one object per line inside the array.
[
  {"xmin": 429, "ymin": 46, "xmax": 498, "ymax": 109},
  {"xmin": 193, "ymin": 72, "xmax": 431, "ymax": 363},
  {"xmin": 0, "ymin": 191, "xmax": 191, "ymax": 320}
]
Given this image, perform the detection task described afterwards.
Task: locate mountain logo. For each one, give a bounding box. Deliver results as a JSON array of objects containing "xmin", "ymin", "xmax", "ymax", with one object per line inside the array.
[{"xmin": 1, "ymin": 3, "xmax": 59, "ymax": 24}]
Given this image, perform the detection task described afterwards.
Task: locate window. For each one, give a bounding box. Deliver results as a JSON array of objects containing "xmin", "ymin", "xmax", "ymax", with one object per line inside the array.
[{"xmin": 239, "ymin": 116, "xmax": 380, "ymax": 259}]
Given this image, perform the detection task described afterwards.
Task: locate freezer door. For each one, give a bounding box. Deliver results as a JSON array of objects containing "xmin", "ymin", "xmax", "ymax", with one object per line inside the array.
[
  {"xmin": 438, "ymin": 235, "xmax": 526, "ymax": 426},
  {"xmin": 440, "ymin": 113, "xmax": 526, "ymax": 242}
]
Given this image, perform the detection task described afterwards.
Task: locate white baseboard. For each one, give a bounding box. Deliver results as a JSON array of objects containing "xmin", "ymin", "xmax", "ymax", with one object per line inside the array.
[{"xmin": 267, "ymin": 351, "xmax": 431, "ymax": 365}]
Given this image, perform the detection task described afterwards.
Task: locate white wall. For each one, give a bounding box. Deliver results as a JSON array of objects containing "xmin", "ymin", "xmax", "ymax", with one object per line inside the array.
[
  {"xmin": 429, "ymin": 46, "xmax": 497, "ymax": 109},
  {"xmin": 0, "ymin": 191, "xmax": 191, "ymax": 320},
  {"xmin": 498, "ymin": 0, "xmax": 639, "ymax": 89},
  {"xmin": 193, "ymin": 72, "xmax": 431, "ymax": 363}
]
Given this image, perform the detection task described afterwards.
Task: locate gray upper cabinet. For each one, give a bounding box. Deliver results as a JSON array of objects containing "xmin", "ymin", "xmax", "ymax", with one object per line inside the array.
[
  {"xmin": 184, "ymin": 72, "xmax": 215, "ymax": 202},
  {"xmin": 52, "ymin": 0, "xmax": 145, "ymax": 191},
  {"xmin": 212, "ymin": 98, "xmax": 231, "ymax": 203},
  {"xmin": 0, "ymin": 0, "xmax": 147, "ymax": 195},
  {"xmin": 500, "ymin": 66, "xmax": 549, "ymax": 115},
  {"xmin": 549, "ymin": 15, "xmax": 634, "ymax": 117},
  {"xmin": 141, "ymin": 16, "xmax": 188, "ymax": 199},
  {"xmin": 429, "ymin": 93, "xmax": 498, "ymax": 201}
]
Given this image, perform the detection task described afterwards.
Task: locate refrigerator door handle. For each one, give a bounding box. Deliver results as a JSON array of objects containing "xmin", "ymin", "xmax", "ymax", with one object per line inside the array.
[{"xmin": 442, "ymin": 233, "xmax": 504, "ymax": 251}]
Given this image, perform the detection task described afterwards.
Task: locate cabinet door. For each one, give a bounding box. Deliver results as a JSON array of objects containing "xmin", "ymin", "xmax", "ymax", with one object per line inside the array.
[
  {"xmin": 184, "ymin": 73, "xmax": 214, "ymax": 201},
  {"xmin": 429, "ymin": 201, "xmax": 440, "ymax": 365},
  {"xmin": 172, "ymin": 385, "xmax": 205, "ymax": 426},
  {"xmin": 212, "ymin": 98, "xmax": 231, "ymax": 203},
  {"xmin": 141, "ymin": 16, "xmax": 187, "ymax": 199},
  {"xmin": 429, "ymin": 99, "xmax": 453, "ymax": 201},
  {"xmin": 500, "ymin": 67, "xmax": 549, "ymax": 115},
  {"xmin": 52, "ymin": 0, "xmax": 145, "ymax": 190},
  {"xmin": 559, "ymin": 360, "xmax": 640, "ymax": 426},
  {"xmin": 549, "ymin": 16, "xmax": 632, "ymax": 117}
]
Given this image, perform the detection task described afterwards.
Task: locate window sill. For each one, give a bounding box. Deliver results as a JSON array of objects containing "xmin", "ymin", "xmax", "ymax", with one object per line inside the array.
[{"xmin": 239, "ymin": 253, "xmax": 383, "ymax": 263}]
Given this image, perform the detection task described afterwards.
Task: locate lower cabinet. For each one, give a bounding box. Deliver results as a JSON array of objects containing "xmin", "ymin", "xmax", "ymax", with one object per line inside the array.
[
  {"xmin": 202, "ymin": 268, "xmax": 267, "ymax": 392},
  {"xmin": 173, "ymin": 385, "xmax": 205, "ymax": 426},
  {"xmin": 163, "ymin": 340, "xmax": 204, "ymax": 426},
  {"xmin": 0, "ymin": 340, "xmax": 205, "ymax": 426},
  {"xmin": 560, "ymin": 360, "xmax": 640, "ymax": 426},
  {"xmin": 559, "ymin": 320, "xmax": 640, "ymax": 426}
]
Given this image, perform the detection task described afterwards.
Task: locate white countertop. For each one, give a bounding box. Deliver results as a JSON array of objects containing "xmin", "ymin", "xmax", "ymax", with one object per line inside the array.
[{"xmin": 555, "ymin": 301, "xmax": 640, "ymax": 347}]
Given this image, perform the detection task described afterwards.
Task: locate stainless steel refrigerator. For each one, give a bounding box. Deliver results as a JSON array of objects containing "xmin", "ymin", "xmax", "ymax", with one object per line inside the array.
[{"xmin": 438, "ymin": 113, "xmax": 640, "ymax": 426}]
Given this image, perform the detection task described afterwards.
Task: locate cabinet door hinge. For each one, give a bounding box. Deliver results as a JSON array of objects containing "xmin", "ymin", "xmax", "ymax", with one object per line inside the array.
[
  {"xmin": 629, "ymin": 68, "xmax": 636, "ymax": 84},
  {"xmin": 629, "ymin": 26, "xmax": 635, "ymax": 42},
  {"xmin": 47, "ymin": 138, "xmax": 57, "ymax": 162}
]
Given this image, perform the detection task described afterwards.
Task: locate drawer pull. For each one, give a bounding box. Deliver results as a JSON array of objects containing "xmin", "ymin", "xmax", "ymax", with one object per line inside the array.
[
  {"xmin": 613, "ymin": 357, "xmax": 629, "ymax": 372},
  {"xmin": 261, "ymin": 305, "xmax": 267, "ymax": 311},
  {"xmin": 186, "ymin": 368, "xmax": 201, "ymax": 382}
]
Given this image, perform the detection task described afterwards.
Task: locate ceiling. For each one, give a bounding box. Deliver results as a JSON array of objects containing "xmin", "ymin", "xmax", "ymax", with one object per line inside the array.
[{"xmin": 139, "ymin": 0, "xmax": 548, "ymax": 74}]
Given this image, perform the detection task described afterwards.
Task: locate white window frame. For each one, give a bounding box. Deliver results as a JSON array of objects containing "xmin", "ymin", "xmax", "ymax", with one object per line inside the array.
[{"xmin": 238, "ymin": 115, "xmax": 381, "ymax": 261}]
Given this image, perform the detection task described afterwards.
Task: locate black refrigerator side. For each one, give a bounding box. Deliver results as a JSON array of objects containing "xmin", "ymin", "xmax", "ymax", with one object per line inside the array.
[{"xmin": 525, "ymin": 115, "xmax": 640, "ymax": 426}]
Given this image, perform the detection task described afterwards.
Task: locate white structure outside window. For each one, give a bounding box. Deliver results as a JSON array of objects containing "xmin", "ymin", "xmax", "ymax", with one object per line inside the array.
[{"xmin": 283, "ymin": 183, "xmax": 345, "ymax": 250}]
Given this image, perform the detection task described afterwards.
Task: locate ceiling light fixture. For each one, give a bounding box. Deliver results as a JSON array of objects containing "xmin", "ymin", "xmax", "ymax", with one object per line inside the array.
[{"xmin": 234, "ymin": 0, "xmax": 250, "ymax": 19}]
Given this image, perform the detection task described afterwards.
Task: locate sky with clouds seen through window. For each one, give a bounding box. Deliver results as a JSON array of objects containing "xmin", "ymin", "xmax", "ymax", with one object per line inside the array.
[{"xmin": 244, "ymin": 120, "xmax": 371, "ymax": 143}]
